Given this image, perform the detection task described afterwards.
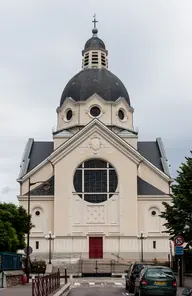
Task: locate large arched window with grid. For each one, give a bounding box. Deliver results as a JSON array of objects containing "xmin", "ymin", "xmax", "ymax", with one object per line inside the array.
[{"xmin": 73, "ymin": 159, "xmax": 118, "ymax": 203}]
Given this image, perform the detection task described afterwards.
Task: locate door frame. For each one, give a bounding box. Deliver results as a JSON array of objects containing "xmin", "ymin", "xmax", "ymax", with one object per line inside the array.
[{"xmin": 87, "ymin": 234, "xmax": 104, "ymax": 259}]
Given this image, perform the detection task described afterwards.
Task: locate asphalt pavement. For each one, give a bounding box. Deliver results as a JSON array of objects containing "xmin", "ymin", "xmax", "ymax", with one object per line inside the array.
[
  {"xmin": 68, "ymin": 278, "xmax": 191, "ymax": 296},
  {"xmin": 0, "ymin": 277, "xmax": 191, "ymax": 295}
]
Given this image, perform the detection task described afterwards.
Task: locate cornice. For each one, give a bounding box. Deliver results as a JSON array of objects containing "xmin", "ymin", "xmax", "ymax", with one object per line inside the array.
[
  {"xmin": 17, "ymin": 195, "xmax": 54, "ymax": 201},
  {"xmin": 137, "ymin": 195, "xmax": 171, "ymax": 201}
]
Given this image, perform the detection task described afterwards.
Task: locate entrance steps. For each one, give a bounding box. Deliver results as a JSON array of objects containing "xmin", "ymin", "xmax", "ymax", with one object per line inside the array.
[{"xmin": 52, "ymin": 258, "xmax": 130, "ymax": 276}]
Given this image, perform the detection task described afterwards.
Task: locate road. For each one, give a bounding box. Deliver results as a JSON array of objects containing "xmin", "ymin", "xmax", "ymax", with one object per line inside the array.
[{"xmin": 68, "ymin": 278, "xmax": 191, "ymax": 296}]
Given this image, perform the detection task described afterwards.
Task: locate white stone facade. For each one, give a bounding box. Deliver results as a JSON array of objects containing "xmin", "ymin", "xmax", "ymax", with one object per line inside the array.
[{"xmin": 17, "ymin": 23, "xmax": 172, "ymax": 263}]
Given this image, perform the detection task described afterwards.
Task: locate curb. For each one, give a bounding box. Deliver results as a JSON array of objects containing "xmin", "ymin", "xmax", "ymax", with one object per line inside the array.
[{"xmin": 53, "ymin": 283, "xmax": 71, "ymax": 296}]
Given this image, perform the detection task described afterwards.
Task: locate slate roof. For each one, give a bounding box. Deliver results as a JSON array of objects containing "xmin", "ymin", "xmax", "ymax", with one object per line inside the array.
[
  {"xmin": 19, "ymin": 137, "xmax": 169, "ymax": 196},
  {"xmin": 60, "ymin": 68, "xmax": 130, "ymax": 107},
  {"xmin": 137, "ymin": 141, "xmax": 164, "ymax": 172},
  {"xmin": 137, "ymin": 177, "xmax": 166, "ymax": 195},
  {"xmin": 28, "ymin": 141, "xmax": 53, "ymax": 172}
]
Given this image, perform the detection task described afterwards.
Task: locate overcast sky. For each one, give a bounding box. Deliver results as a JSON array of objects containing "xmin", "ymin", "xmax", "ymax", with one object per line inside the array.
[{"xmin": 0, "ymin": 1, "xmax": 192, "ymax": 204}]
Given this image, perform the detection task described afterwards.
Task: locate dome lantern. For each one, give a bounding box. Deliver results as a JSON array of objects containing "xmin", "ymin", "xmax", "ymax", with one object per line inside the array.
[{"xmin": 82, "ymin": 14, "xmax": 108, "ymax": 69}]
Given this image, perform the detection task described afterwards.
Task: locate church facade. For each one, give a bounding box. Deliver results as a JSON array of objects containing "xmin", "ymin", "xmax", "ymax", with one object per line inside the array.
[{"xmin": 17, "ymin": 19, "xmax": 172, "ymax": 262}]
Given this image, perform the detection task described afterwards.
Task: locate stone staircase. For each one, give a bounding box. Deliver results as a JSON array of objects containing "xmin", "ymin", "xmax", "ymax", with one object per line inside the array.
[{"xmin": 52, "ymin": 258, "xmax": 130, "ymax": 276}]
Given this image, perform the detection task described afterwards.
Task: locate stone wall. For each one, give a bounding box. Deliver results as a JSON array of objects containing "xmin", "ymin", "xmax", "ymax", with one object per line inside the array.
[{"xmin": 3, "ymin": 270, "xmax": 24, "ymax": 288}]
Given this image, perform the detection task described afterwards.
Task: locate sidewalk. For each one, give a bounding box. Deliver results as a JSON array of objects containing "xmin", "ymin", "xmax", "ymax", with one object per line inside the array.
[{"xmin": 0, "ymin": 284, "xmax": 32, "ymax": 296}]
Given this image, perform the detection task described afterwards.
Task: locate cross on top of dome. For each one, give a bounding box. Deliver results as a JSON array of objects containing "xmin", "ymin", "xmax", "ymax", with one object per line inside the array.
[{"xmin": 92, "ymin": 13, "xmax": 98, "ymax": 36}]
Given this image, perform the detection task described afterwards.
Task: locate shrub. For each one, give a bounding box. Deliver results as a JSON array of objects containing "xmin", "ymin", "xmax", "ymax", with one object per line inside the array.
[{"xmin": 31, "ymin": 259, "xmax": 46, "ymax": 274}]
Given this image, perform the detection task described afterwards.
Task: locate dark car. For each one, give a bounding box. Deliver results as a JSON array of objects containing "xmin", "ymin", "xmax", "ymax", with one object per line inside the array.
[
  {"xmin": 134, "ymin": 265, "xmax": 177, "ymax": 296},
  {"xmin": 125, "ymin": 262, "xmax": 154, "ymax": 293}
]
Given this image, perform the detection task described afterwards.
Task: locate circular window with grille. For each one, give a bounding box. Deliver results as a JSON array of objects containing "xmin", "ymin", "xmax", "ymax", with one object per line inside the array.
[{"xmin": 73, "ymin": 159, "xmax": 118, "ymax": 203}]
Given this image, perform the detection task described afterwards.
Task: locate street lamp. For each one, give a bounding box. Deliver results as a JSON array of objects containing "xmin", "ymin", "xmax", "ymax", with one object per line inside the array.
[
  {"xmin": 26, "ymin": 178, "xmax": 50, "ymax": 283},
  {"xmin": 45, "ymin": 231, "xmax": 56, "ymax": 264},
  {"xmin": 137, "ymin": 231, "xmax": 147, "ymax": 262}
]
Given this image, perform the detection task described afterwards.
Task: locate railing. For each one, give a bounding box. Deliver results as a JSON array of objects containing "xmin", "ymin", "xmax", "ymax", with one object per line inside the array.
[{"xmin": 32, "ymin": 271, "xmax": 60, "ymax": 296}]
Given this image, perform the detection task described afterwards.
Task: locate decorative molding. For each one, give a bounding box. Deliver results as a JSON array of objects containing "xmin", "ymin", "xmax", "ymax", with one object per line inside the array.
[
  {"xmin": 87, "ymin": 205, "xmax": 105, "ymax": 224},
  {"xmin": 18, "ymin": 196, "xmax": 54, "ymax": 201},
  {"xmin": 137, "ymin": 196, "xmax": 171, "ymax": 201},
  {"xmin": 53, "ymin": 130, "xmax": 73, "ymax": 138},
  {"xmin": 79, "ymin": 133, "xmax": 111, "ymax": 154}
]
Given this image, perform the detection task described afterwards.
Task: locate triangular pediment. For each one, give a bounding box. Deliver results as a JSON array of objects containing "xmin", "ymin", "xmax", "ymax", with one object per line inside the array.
[
  {"xmin": 20, "ymin": 119, "xmax": 171, "ymax": 182},
  {"xmin": 50, "ymin": 119, "xmax": 141, "ymax": 166}
]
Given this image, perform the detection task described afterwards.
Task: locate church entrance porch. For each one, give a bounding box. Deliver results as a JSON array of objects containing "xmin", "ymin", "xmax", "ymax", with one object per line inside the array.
[{"xmin": 89, "ymin": 237, "xmax": 103, "ymax": 259}]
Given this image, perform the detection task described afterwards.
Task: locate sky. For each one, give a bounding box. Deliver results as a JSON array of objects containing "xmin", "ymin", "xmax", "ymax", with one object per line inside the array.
[{"xmin": 0, "ymin": 0, "xmax": 192, "ymax": 204}]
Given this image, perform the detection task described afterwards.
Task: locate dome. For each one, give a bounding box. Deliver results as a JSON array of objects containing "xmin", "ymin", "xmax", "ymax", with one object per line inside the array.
[
  {"xmin": 60, "ymin": 68, "xmax": 130, "ymax": 107},
  {"xmin": 84, "ymin": 36, "xmax": 106, "ymax": 51}
]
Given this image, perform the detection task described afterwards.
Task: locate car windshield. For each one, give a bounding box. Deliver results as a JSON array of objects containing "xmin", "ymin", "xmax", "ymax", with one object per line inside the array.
[
  {"xmin": 146, "ymin": 268, "xmax": 174, "ymax": 279},
  {"xmin": 134, "ymin": 264, "xmax": 144, "ymax": 273}
]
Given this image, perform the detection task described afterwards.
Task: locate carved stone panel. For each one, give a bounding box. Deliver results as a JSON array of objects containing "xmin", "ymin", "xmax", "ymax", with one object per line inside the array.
[
  {"xmin": 86, "ymin": 205, "xmax": 105, "ymax": 224},
  {"xmin": 79, "ymin": 133, "xmax": 111, "ymax": 154}
]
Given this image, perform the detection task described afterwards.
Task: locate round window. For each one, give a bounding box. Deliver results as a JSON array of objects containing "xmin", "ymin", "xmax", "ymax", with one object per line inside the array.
[
  {"xmin": 118, "ymin": 109, "xmax": 125, "ymax": 121},
  {"xmin": 151, "ymin": 210, "xmax": 157, "ymax": 216},
  {"xmin": 66, "ymin": 109, "xmax": 73, "ymax": 121},
  {"xmin": 90, "ymin": 106, "xmax": 101, "ymax": 117},
  {"xmin": 35, "ymin": 210, "xmax": 40, "ymax": 216},
  {"xmin": 73, "ymin": 159, "xmax": 118, "ymax": 203}
]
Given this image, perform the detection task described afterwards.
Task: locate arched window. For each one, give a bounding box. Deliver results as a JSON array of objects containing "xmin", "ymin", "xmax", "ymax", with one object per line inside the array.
[{"xmin": 73, "ymin": 159, "xmax": 118, "ymax": 203}]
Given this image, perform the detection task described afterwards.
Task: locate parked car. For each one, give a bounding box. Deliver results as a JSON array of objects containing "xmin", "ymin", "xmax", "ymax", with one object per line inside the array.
[
  {"xmin": 134, "ymin": 265, "xmax": 177, "ymax": 296},
  {"xmin": 125, "ymin": 261, "xmax": 154, "ymax": 293}
]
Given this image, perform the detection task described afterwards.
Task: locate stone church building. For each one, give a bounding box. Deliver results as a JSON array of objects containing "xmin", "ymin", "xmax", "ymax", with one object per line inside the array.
[{"xmin": 17, "ymin": 19, "xmax": 172, "ymax": 262}]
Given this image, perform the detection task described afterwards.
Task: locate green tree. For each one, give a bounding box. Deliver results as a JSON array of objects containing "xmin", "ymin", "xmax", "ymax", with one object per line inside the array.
[
  {"xmin": 160, "ymin": 151, "xmax": 192, "ymax": 247},
  {"xmin": 0, "ymin": 203, "xmax": 33, "ymax": 252}
]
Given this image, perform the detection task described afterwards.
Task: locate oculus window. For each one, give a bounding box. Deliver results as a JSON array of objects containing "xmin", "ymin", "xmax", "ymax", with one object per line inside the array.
[
  {"xmin": 73, "ymin": 159, "xmax": 118, "ymax": 203},
  {"xmin": 66, "ymin": 109, "xmax": 73, "ymax": 121},
  {"xmin": 90, "ymin": 106, "xmax": 101, "ymax": 117},
  {"xmin": 118, "ymin": 109, "xmax": 125, "ymax": 120}
]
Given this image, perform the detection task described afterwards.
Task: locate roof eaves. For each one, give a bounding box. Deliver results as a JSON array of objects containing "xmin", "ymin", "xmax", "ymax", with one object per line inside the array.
[
  {"xmin": 17, "ymin": 138, "xmax": 34, "ymax": 180},
  {"xmin": 156, "ymin": 138, "xmax": 171, "ymax": 177}
]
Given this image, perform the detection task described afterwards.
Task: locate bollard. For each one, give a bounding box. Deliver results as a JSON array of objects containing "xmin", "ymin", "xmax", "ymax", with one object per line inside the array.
[{"xmin": 64, "ymin": 267, "xmax": 67, "ymax": 284}]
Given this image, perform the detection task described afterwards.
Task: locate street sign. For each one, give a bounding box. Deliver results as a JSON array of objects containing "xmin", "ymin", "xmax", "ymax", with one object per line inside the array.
[
  {"xmin": 175, "ymin": 246, "xmax": 184, "ymax": 255},
  {"xmin": 24, "ymin": 246, "xmax": 33, "ymax": 255},
  {"xmin": 174, "ymin": 235, "xmax": 185, "ymax": 246}
]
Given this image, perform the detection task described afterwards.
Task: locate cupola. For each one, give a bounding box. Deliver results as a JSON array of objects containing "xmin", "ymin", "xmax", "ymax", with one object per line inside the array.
[{"xmin": 82, "ymin": 14, "xmax": 108, "ymax": 69}]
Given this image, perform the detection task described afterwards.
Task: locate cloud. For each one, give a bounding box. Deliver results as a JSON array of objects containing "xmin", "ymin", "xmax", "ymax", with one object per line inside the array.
[
  {"xmin": 0, "ymin": 0, "xmax": 192, "ymax": 202},
  {"xmin": 1, "ymin": 186, "xmax": 14, "ymax": 195}
]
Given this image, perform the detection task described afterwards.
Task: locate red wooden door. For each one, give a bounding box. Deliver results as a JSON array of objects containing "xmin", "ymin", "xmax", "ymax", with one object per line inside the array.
[{"xmin": 89, "ymin": 237, "xmax": 103, "ymax": 259}]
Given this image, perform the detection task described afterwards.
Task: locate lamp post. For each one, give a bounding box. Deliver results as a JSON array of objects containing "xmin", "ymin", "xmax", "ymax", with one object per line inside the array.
[
  {"xmin": 45, "ymin": 231, "xmax": 56, "ymax": 264},
  {"xmin": 26, "ymin": 178, "xmax": 50, "ymax": 283},
  {"xmin": 137, "ymin": 231, "xmax": 147, "ymax": 262}
]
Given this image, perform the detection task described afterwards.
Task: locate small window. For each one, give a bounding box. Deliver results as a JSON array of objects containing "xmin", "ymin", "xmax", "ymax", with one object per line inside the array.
[
  {"xmin": 35, "ymin": 210, "xmax": 40, "ymax": 216},
  {"xmin": 118, "ymin": 109, "xmax": 125, "ymax": 120},
  {"xmin": 153, "ymin": 241, "xmax": 156, "ymax": 249},
  {"xmin": 36, "ymin": 241, "xmax": 39, "ymax": 250},
  {"xmin": 66, "ymin": 109, "xmax": 72, "ymax": 121},
  {"xmin": 90, "ymin": 106, "xmax": 101, "ymax": 117},
  {"xmin": 151, "ymin": 210, "xmax": 157, "ymax": 216}
]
